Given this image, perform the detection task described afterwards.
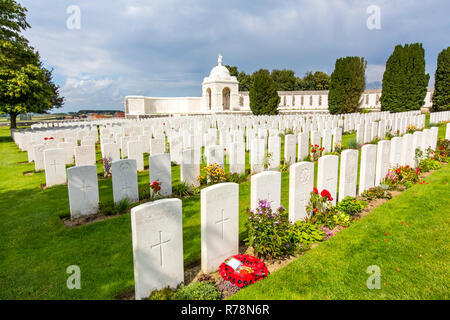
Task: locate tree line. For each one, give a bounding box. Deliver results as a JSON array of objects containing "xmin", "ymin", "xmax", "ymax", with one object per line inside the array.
[
  {"xmin": 250, "ymin": 44, "xmax": 449, "ymax": 115},
  {"xmin": 225, "ymin": 65, "xmax": 331, "ymax": 92}
]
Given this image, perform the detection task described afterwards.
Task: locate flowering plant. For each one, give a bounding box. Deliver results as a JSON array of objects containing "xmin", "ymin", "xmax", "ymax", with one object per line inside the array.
[
  {"xmin": 198, "ymin": 163, "xmax": 227, "ymax": 185},
  {"xmin": 383, "ymin": 165, "xmax": 420, "ymax": 190},
  {"xmin": 101, "ymin": 156, "xmax": 112, "ymax": 178},
  {"xmin": 310, "ymin": 144, "xmax": 325, "ymax": 162},
  {"xmin": 305, "ymin": 188, "xmax": 335, "ymax": 227},
  {"xmin": 406, "ymin": 124, "xmax": 418, "ymax": 134},
  {"xmin": 150, "ymin": 180, "xmax": 162, "ymax": 199},
  {"xmin": 245, "ymin": 200, "xmax": 294, "ymax": 258}
]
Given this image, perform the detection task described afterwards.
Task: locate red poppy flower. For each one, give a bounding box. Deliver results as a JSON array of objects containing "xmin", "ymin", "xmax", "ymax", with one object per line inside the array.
[
  {"xmin": 49, "ymin": 137, "xmax": 54, "ymax": 140},
  {"xmin": 313, "ymin": 187, "xmax": 319, "ymax": 194},
  {"xmin": 44, "ymin": 137, "xmax": 48, "ymax": 140}
]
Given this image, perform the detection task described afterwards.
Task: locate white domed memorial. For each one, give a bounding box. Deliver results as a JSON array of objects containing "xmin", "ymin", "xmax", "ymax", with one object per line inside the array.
[{"xmin": 201, "ymin": 54, "xmax": 240, "ymax": 112}]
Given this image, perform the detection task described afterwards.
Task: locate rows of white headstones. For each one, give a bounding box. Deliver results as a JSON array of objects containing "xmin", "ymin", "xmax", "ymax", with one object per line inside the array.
[
  {"xmin": 10, "ymin": 110, "xmax": 449, "ymax": 299},
  {"xmin": 10, "ymin": 111, "xmax": 449, "ymax": 220}
]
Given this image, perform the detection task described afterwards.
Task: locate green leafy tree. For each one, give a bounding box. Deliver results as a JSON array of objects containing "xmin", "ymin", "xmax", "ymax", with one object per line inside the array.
[
  {"xmin": 0, "ymin": 0, "xmax": 64, "ymax": 129},
  {"xmin": 380, "ymin": 43, "xmax": 429, "ymax": 112},
  {"xmin": 270, "ymin": 69, "xmax": 297, "ymax": 91},
  {"xmin": 313, "ymin": 71, "xmax": 330, "ymax": 90},
  {"xmin": 432, "ymin": 47, "xmax": 450, "ymax": 111},
  {"xmin": 237, "ymin": 71, "xmax": 252, "ymax": 91},
  {"xmin": 328, "ymin": 56, "xmax": 367, "ymax": 114},
  {"xmin": 300, "ymin": 71, "xmax": 316, "ymax": 90},
  {"xmin": 225, "ymin": 65, "xmax": 252, "ymax": 91},
  {"xmin": 249, "ymin": 69, "xmax": 280, "ymax": 115}
]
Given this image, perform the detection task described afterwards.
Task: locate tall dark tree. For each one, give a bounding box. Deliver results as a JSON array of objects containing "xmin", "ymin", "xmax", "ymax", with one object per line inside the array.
[
  {"xmin": 380, "ymin": 43, "xmax": 429, "ymax": 112},
  {"xmin": 0, "ymin": 0, "xmax": 64, "ymax": 128},
  {"xmin": 328, "ymin": 56, "xmax": 366, "ymax": 114},
  {"xmin": 432, "ymin": 47, "xmax": 450, "ymax": 111},
  {"xmin": 249, "ymin": 69, "xmax": 280, "ymax": 115}
]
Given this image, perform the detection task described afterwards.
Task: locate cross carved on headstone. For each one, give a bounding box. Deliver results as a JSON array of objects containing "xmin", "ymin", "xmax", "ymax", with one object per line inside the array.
[
  {"xmin": 149, "ymin": 230, "xmax": 170, "ymax": 267},
  {"xmin": 49, "ymin": 159, "xmax": 62, "ymax": 174},
  {"xmin": 215, "ymin": 209, "xmax": 230, "ymax": 241},
  {"xmin": 79, "ymin": 179, "xmax": 93, "ymax": 200}
]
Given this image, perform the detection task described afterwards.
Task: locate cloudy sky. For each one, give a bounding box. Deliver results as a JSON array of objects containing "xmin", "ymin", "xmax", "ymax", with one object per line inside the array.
[{"xmin": 20, "ymin": 0, "xmax": 450, "ymax": 113}]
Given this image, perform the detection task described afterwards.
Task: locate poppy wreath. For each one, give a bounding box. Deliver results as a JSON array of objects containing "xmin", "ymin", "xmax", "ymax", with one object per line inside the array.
[{"xmin": 219, "ymin": 254, "xmax": 268, "ymax": 288}]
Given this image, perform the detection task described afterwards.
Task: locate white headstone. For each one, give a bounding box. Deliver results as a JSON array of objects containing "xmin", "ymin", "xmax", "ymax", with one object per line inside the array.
[
  {"xmin": 250, "ymin": 171, "xmax": 281, "ymax": 211},
  {"xmin": 317, "ymin": 155, "xmax": 338, "ymax": 205},
  {"xmin": 180, "ymin": 149, "xmax": 200, "ymax": 188},
  {"xmin": 375, "ymin": 140, "xmax": 391, "ymax": 185},
  {"xmin": 112, "ymin": 159, "xmax": 139, "ymax": 204},
  {"xmin": 289, "ymin": 161, "xmax": 314, "ymax": 222},
  {"xmin": 131, "ymin": 199, "xmax": 184, "ymax": 300},
  {"xmin": 201, "ymin": 183, "xmax": 239, "ymax": 273},
  {"xmin": 338, "ymin": 149, "xmax": 358, "ymax": 202},
  {"xmin": 149, "ymin": 153, "xmax": 172, "ymax": 197},
  {"xmin": 359, "ymin": 144, "xmax": 377, "ymax": 194},
  {"xmin": 44, "ymin": 148, "xmax": 66, "ymax": 187},
  {"xmin": 284, "ymin": 134, "xmax": 296, "ymax": 165},
  {"xmin": 74, "ymin": 145, "xmax": 96, "ymax": 166},
  {"xmin": 67, "ymin": 165, "xmax": 99, "ymax": 219}
]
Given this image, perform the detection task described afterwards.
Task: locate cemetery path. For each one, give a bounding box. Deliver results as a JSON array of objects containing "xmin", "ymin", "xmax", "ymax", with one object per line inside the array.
[{"xmin": 231, "ymin": 163, "xmax": 450, "ymax": 300}]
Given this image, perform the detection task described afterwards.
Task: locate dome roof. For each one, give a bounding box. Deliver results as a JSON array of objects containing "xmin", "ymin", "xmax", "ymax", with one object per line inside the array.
[
  {"xmin": 203, "ymin": 54, "xmax": 238, "ymax": 83},
  {"xmin": 209, "ymin": 64, "xmax": 231, "ymax": 80}
]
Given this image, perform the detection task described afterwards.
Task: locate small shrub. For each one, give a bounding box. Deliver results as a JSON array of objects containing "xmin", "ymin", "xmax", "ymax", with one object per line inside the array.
[
  {"xmin": 173, "ymin": 181, "xmax": 193, "ymax": 198},
  {"xmin": 101, "ymin": 156, "xmax": 112, "ymax": 178},
  {"xmin": 419, "ymin": 158, "xmax": 442, "ymax": 173},
  {"xmin": 361, "ymin": 186, "xmax": 392, "ymax": 201},
  {"xmin": 346, "ymin": 139, "xmax": 359, "ymax": 149},
  {"xmin": 99, "ymin": 201, "xmax": 116, "ymax": 216},
  {"xmin": 116, "ymin": 198, "xmax": 130, "ymax": 214},
  {"xmin": 291, "ymin": 221, "xmax": 325, "ymax": 249},
  {"xmin": 197, "ymin": 273, "xmax": 212, "ymax": 282},
  {"xmin": 216, "ymin": 279, "xmax": 240, "ymax": 296},
  {"xmin": 337, "ymin": 197, "xmax": 367, "ymax": 216},
  {"xmin": 226, "ymin": 172, "xmax": 247, "ymax": 184},
  {"xmin": 148, "ymin": 286, "xmax": 175, "ymax": 300},
  {"xmin": 173, "ymin": 281, "xmax": 221, "ymax": 300},
  {"xmin": 331, "ymin": 212, "xmax": 351, "ymax": 227}
]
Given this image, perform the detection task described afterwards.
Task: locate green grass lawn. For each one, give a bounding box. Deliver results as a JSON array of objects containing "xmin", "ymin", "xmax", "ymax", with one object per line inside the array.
[
  {"xmin": 231, "ymin": 162, "xmax": 450, "ymax": 300},
  {"xmin": 0, "ymin": 120, "xmax": 447, "ymax": 299}
]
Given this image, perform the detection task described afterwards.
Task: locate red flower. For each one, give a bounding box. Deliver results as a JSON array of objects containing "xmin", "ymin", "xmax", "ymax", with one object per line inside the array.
[
  {"xmin": 44, "ymin": 137, "xmax": 48, "ymax": 140},
  {"xmin": 320, "ymin": 189, "xmax": 332, "ymax": 201},
  {"xmin": 49, "ymin": 137, "xmax": 54, "ymax": 140},
  {"xmin": 313, "ymin": 187, "xmax": 319, "ymax": 194},
  {"xmin": 441, "ymin": 147, "xmax": 444, "ymax": 150},
  {"xmin": 224, "ymin": 148, "xmax": 227, "ymax": 152}
]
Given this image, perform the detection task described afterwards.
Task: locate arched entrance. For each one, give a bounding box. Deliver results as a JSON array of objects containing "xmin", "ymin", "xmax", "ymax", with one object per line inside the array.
[
  {"xmin": 222, "ymin": 87, "xmax": 230, "ymax": 110},
  {"xmin": 207, "ymin": 88, "xmax": 212, "ymax": 110}
]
